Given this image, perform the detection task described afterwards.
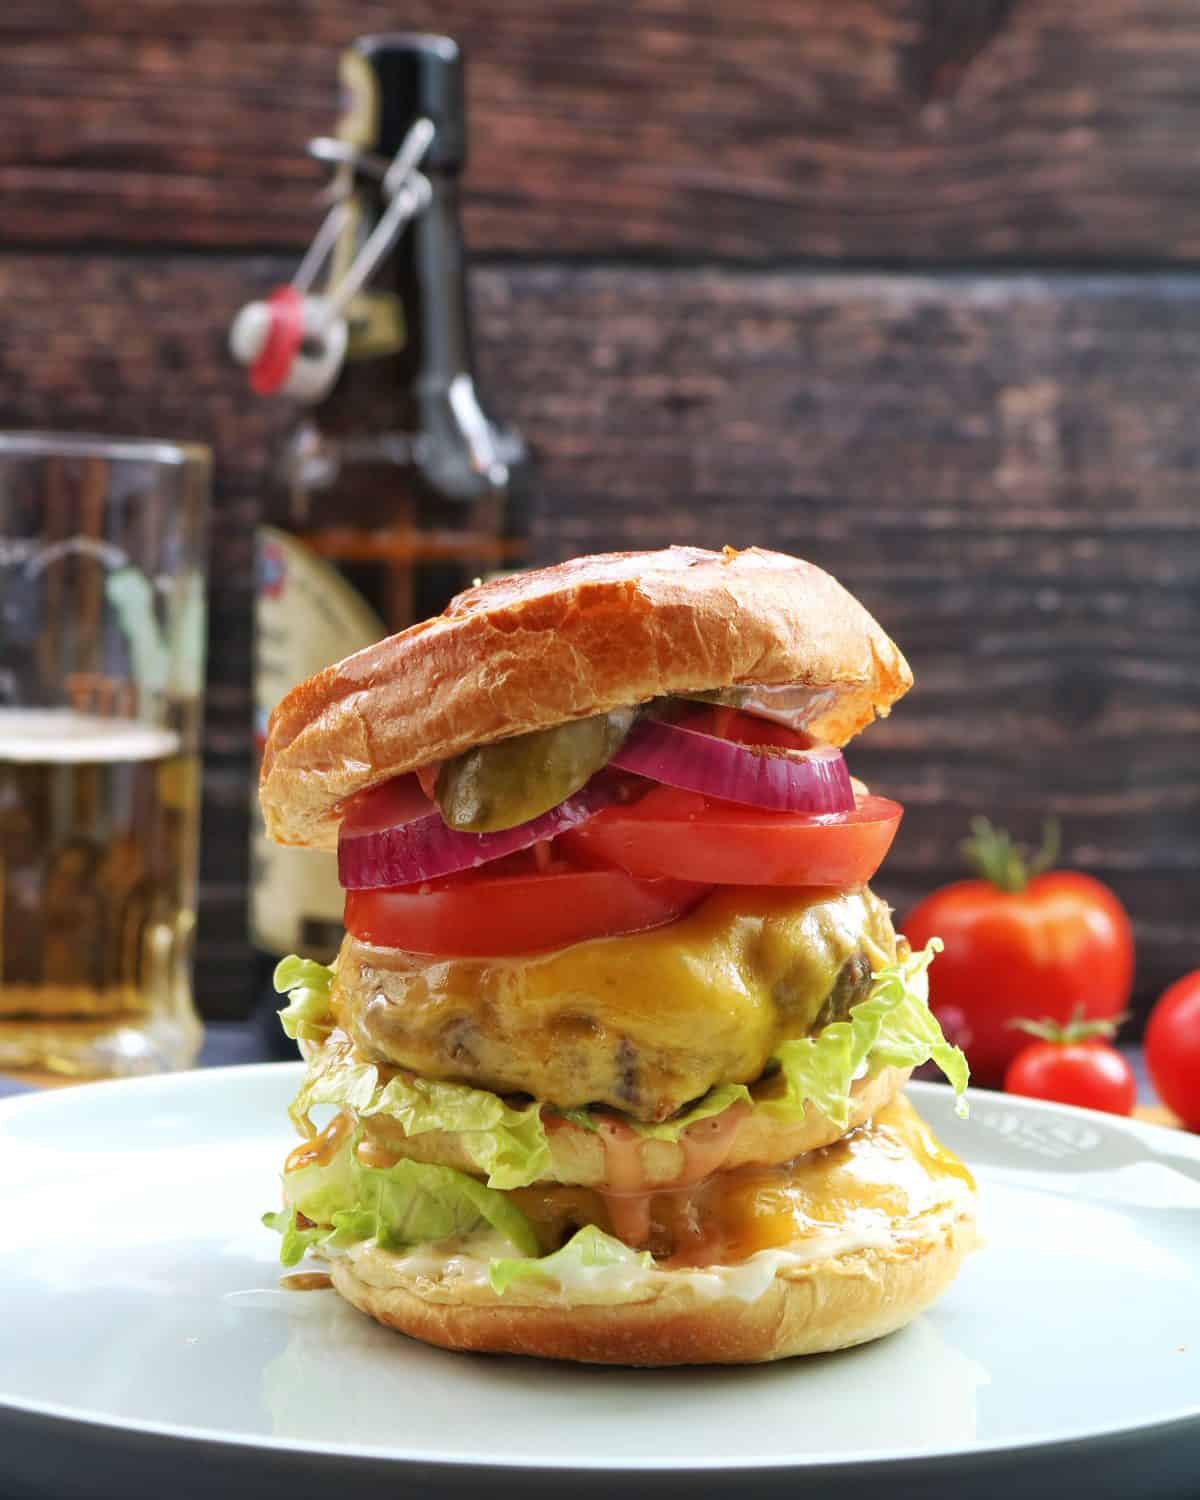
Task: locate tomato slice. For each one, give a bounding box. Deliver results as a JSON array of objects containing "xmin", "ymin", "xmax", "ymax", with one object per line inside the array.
[
  {"xmin": 682, "ymin": 706, "xmax": 815, "ymax": 752},
  {"xmin": 343, "ymin": 853, "xmax": 711, "ymax": 957},
  {"xmin": 560, "ymin": 787, "xmax": 902, "ymax": 887}
]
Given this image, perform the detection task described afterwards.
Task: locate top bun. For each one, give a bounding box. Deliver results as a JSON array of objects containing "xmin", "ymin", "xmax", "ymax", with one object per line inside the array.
[{"xmin": 261, "ymin": 546, "xmax": 911, "ymax": 850}]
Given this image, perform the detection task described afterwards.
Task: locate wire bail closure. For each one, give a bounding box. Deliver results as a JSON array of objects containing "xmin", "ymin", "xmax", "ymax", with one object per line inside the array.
[{"xmin": 229, "ymin": 118, "xmax": 436, "ymax": 400}]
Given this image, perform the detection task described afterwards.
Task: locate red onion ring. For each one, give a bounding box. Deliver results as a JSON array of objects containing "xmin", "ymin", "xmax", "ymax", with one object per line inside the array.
[
  {"xmin": 338, "ymin": 771, "xmax": 625, "ymax": 890},
  {"xmin": 609, "ymin": 718, "xmax": 853, "ymax": 814}
]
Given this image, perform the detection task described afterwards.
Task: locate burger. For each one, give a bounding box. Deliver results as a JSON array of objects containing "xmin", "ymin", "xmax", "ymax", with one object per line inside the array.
[{"xmin": 260, "ymin": 545, "xmax": 975, "ymax": 1365}]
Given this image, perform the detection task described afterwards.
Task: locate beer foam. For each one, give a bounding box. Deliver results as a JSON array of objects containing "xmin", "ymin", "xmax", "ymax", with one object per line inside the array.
[{"xmin": 0, "ymin": 709, "xmax": 181, "ymax": 763}]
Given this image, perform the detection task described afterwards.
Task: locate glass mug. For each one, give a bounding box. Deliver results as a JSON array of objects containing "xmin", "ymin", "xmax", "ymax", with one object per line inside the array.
[{"xmin": 0, "ymin": 433, "xmax": 210, "ymax": 1078}]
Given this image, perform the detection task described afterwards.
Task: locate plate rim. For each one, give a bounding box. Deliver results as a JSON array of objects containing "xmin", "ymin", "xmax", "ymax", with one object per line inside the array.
[{"xmin": 0, "ymin": 1067, "xmax": 1197, "ymax": 1475}]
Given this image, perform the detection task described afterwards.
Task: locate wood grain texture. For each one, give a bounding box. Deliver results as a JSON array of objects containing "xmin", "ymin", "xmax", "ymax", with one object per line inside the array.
[
  {"xmin": 5, "ymin": 1, "xmax": 1200, "ymax": 261},
  {"xmin": 0, "ymin": 254, "xmax": 1196, "ymax": 1018}
]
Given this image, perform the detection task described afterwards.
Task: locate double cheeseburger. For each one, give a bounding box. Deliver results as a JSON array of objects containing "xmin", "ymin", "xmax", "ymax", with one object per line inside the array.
[{"xmin": 261, "ymin": 546, "xmax": 975, "ymax": 1365}]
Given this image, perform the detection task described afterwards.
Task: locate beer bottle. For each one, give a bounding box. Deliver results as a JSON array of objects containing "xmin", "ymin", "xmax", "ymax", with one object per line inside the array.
[{"xmin": 243, "ymin": 35, "xmax": 530, "ymax": 1048}]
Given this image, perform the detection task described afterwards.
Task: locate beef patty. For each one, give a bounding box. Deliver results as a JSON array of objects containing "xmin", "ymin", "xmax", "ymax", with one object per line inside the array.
[{"xmin": 331, "ymin": 885, "xmax": 897, "ymax": 1122}]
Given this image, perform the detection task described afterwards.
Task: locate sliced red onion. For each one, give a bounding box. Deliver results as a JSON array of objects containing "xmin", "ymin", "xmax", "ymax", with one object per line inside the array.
[
  {"xmin": 609, "ymin": 718, "xmax": 854, "ymax": 814},
  {"xmin": 338, "ymin": 772, "xmax": 625, "ymax": 890}
]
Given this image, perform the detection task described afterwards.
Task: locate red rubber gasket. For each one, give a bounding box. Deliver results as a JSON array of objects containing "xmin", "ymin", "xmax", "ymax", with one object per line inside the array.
[{"xmin": 250, "ymin": 286, "xmax": 305, "ymax": 394}]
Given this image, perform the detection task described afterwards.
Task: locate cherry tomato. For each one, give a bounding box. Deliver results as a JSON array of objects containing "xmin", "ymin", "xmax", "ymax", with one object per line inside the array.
[
  {"xmin": 905, "ymin": 869, "xmax": 1133, "ymax": 1088},
  {"xmin": 343, "ymin": 853, "xmax": 710, "ymax": 957},
  {"xmin": 1004, "ymin": 1038, "xmax": 1136, "ymax": 1116},
  {"xmin": 560, "ymin": 786, "xmax": 902, "ymax": 888},
  {"xmin": 1145, "ymin": 972, "xmax": 1200, "ymax": 1130}
]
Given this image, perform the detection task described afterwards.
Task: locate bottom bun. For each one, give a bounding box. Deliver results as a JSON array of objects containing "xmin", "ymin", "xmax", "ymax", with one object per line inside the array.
[{"xmin": 326, "ymin": 1210, "xmax": 977, "ymax": 1367}]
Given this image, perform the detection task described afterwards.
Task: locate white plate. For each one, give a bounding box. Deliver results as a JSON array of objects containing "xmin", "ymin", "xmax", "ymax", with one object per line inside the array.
[{"xmin": 0, "ymin": 1068, "xmax": 1197, "ymax": 1500}]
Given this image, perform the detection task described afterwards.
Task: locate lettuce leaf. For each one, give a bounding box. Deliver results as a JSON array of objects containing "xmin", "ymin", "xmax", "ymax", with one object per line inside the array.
[
  {"xmin": 286, "ymin": 1040, "xmax": 549, "ymax": 1191},
  {"xmin": 627, "ymin": 1083, "xmax": 752, "ymax": 1141},
  {"xmin": 368, "ymin": 1073, "xmax": 550, "ymax": 1191},
  {"xmin": 261, "ymin": 1208, "xmax": 331, "ymax": 1269},
  {"xmin": 264, "ymin": 1132, "xmax": 539, "ymax": 1265},
  {"xmin": 767, "ymin": 939, "xmax": 967, "ymax": 1129},
  {"xmin": 334, "ymin": 1157, "xmax": 538, "ymax": 1257},
  {"xmin": 274, "ymin": 956, "xmax": 336, "ymax": 1045},
  {"xmin": 286, "ymin": 1038, "xmax": 379, "ymax": 1138},
  {"xmin": 488, "ymin": 1224, "xmax": 652, "ymax": 1296},
  {"xmin": 279, "ymin": 1132, "xmax": 358, "ymax": 1227}
]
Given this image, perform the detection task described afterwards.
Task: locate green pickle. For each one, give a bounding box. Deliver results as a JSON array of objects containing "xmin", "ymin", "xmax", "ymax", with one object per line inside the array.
[{"xmin": 435, "ymin": 709, "xmax": 636, "ymax": 832}]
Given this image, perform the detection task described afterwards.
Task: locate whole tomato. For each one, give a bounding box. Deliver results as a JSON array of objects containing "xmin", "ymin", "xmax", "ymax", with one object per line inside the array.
[
  {"xmin": 1003, "ymin": 1016, "xmax": 1136, "ymax": 1116},
  {"xmin": 904, "ymin": 819, "xmax": 1134, "ymax": 1088},
  {"xmin": 1144, "ymin": 972, "xmax": 1200, "ymax": 1130}
]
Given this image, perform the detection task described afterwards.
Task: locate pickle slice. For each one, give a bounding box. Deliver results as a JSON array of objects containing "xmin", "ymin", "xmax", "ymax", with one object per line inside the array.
[{"xmin": 435, "ymin": 709, "xmax": 636, "ymax": 832}]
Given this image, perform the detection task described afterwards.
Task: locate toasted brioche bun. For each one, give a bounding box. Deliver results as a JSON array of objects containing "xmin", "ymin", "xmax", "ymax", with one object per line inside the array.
[
  {"xmin": 358, "ymin": 1064, "xmax": 912, "ymax": 1189},
  {"xmin": 327, "ymin": 1204, "xmax": 976, "ymax": 1367},
  {"xmin": 261, "ymin": 546, "xmax": 912, "ymax": 850}
]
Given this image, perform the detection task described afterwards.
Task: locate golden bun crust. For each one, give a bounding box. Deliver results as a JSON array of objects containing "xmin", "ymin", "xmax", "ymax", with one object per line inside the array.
[
  {"xmin": 261, "ymin": 545, "xmax": 912, "ymax": 850},
  {"xmin": 327, "ymin": 1210, "xmax": 976, "ymax": 1366},
  {"xmin": 359, "ymin": 1065, "xmax": 911, "ymax": 1189}
]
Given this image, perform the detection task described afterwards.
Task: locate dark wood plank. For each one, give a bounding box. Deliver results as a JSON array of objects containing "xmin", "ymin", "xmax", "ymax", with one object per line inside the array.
[
  {"xmin": 1, "ymin": 253, "xmax": 1195, "ymax": 1019},
  {"xmin": 5, "ymin": 1, "xmax": 1200, "ymax": 261}
]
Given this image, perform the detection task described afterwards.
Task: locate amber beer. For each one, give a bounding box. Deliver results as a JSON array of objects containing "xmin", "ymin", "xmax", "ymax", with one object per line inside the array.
[
  {"xmin": 249, "ymin": 35, "xmax": 530, "ymax": 1043},
  {"xmin": 0, "ymin": 709, "xmax": 201, "ymax": 1070}
]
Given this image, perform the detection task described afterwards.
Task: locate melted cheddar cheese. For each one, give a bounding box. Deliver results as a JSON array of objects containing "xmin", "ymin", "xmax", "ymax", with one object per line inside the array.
[{"xmin": 334, "ymin": 884, "xmax": 896, "ymax": 1120}]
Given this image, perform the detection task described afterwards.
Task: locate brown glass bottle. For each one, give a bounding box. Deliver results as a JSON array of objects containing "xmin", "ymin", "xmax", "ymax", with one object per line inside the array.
[{"xmin": 250, "ymin": 35, "xmax": 529, "ymax": 1047}]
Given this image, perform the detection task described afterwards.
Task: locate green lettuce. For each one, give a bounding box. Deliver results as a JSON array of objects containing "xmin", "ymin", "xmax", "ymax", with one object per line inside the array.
[
  {"xmin": 767, "ymin": 939, "xmax": 967, "ymax": 1129},
  {"xmin": 286, "ymin": 1040, "xmax": 380, "ymax": 1138},
  {"xmin": 368, "ymin": 1073, "xmax": 550, "ymax": 1190},
  {"xmin": 628, "ymin": 1083, "xmax": 751, "ymax": 1141},
  {"xmin": 262, "ymin": 1208, "xmax": 331, "ymax": 1268},
  {"xmin": 286, "ymin": 1041, "xmax": 549, "ymax": 1191},
  {"xmin": 275, "ymin": 956, "xmax": 336, "ymax": 1045},
  {"xmin": 333, "ymin": 1156, "xmax": 538, "ymax": 1256},
  {"xmin": 488, "ymin": 1224, "xmax": 652, "ymax": 1296},
  {"xmin": 264, "ymin": 1134, "xmax": 538, "ymax": 1267},
  {"xmin": 279, "ymin": 1132, "xmax": 358, "ymax": 1226}
]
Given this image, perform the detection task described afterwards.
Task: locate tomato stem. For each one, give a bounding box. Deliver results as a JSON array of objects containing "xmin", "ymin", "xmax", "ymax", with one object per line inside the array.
[
  {"xmin": 961, "ymin": 816, "xmax": 1060, "ymax": 892},
  {"xmin": 1007, "ymin": 1006, "xmax": 1128, "ymax": 1044}
]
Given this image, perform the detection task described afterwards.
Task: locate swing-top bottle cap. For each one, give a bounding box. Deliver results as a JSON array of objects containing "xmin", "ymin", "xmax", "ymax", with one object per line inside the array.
[{"xmin": 341, "ymin": 34, "xmax": 466, "ymax": 171}]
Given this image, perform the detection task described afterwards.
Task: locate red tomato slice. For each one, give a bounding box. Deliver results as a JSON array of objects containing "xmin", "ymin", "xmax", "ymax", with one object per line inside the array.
[
  {"xmin": 343, "ymin": 856, "xmax": 711, "ymax": 957},
  {"xmin": 560, "ymin": 787, "xmax": 902, "ymax": 887},
  {"xmin": 683, "ymin": 706, "xmax": 815, "ymax": 752}
]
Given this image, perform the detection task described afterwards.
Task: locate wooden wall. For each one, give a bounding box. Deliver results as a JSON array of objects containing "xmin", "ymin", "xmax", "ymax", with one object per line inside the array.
[{"xmin": 2, "ymin": 1, "xmax": 1197, "ymax": 1021}]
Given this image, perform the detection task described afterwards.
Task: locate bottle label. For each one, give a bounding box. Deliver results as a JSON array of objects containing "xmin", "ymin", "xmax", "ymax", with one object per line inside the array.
[
  {"xmin": 250, "ymin": 525, "xmax": 385, "ymax": 959},
  {"xmin": 345, "ymin": 291, "xmax": 407, "ymax": 360},
  {"xmin": 337, "ymin": 48, "xmax": 379, "ymax": 149}
]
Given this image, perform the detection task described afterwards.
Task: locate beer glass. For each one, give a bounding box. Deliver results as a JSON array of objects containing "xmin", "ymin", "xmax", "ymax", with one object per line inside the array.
[{"xmin": 0, "ymin": 434, "xmax": 210, "ymax": 1078}]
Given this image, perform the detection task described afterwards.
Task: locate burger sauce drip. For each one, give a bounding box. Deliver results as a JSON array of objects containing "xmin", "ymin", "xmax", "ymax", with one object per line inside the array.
[
  {"xmin": 594, "ymin": 1116, "xmax": 653, "ymax": 1245},
  {"xmin": 285, "ymin": 1111, "xmax": 353, "ymax": 1174},
  {"xmin": 675, "ymin": 1102, "xmax": 748, "ymax": 1187},
  {"xmin": 280, "ymin": 1272, "xmax": 334, "ymax": 1292},
  {"xmin": 593, "ymin": 1102, "xmax": 749, "ymax": 1248}
]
